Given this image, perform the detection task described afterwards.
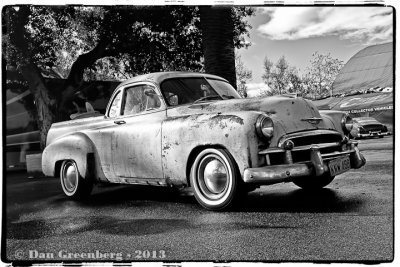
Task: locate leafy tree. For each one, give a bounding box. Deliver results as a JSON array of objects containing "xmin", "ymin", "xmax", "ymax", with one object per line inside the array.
[
  {"xmin": 286, "ymin": 67, "xmax": 303, "ymax": 94},
  {"xmin": 235, "ymin": 54, "xmax": 252, "ymax": 97},
  {"xmin": 305, "ymin": 52, "xmax": 344, "ymax": 97},
  {"xmin": 3, "ymin": 6, "xmax": 254, "ymax": 148},
  {"xmin": 262, "ymin": 55, "xmax": 292, "ymax": 95},
  {"xmin": 260, "ymin": 52, "xmax": 343, "ymax": 99}
]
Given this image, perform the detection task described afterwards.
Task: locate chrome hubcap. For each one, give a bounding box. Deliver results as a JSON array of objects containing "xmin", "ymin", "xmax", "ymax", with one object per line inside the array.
[
  {"xmin": 204, "ymin": 159, "xmax": 227, "ymax": 194},
  {"xmin": 198, "ymin": 156, "xmax": 229, "ymax": 199},
  {"xmin": 63, "ymin": 162, "xmax": 77, "ymax": 193}
]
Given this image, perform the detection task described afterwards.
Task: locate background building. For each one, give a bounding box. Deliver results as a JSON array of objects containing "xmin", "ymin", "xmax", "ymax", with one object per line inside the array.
[
  {"xmin": 314, "ymin": 42, "xmax": 393, "ymax": 131},
  {"xmin": 332, "ymin": 42, "xmax": 393, "ymax": 94}
]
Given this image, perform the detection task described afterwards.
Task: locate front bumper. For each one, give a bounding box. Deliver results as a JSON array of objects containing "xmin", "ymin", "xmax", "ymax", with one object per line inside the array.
[
  {"xmin": 358, "ymin": 131, "xmax": 390, "ymax": 138},
  {"xmin": 243, "ymin": 141, "xmax": 366, "ymax": 185}
]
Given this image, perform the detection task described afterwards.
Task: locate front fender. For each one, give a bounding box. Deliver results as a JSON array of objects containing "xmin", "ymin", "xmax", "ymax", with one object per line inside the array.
[
  {"xmin": 161, "ymin": 111, "xmax": 267, "ymax": 186},
  {"xmin": 42, "ymin": 132, "xmax": 96, "ymax": 178},
  {"xmin": 319, "ymin": 110, "xmax": 347, "ymax": 135}
]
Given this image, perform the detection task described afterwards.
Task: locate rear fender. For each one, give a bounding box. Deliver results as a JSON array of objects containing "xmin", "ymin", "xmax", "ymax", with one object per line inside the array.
[{"xmin": 42, "ymin": 132, "xmax": 97, "ymax": 179}]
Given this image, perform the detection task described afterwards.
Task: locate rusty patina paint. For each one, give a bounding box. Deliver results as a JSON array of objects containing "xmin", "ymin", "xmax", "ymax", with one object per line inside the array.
[
  {"xmin": 42, "ymin": 72, "xmax": 351, "ymax": 189},
  {"xmin": 159, "ymin": 109, "xmax": 275, "ymax": 186},
  {"xmin": 172, "ymin": 95, "xmax": 326, "ymax": 134},
  {"xmin": 209, "ymin": 114, "xmax": 244, "ymax": 125}
]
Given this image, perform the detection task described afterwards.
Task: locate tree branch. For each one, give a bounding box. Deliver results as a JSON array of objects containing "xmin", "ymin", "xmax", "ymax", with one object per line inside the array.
[
  {"xmin": 64, "ymin": 40, "xmax": 109, "ymax": 88},
  {"xmin": 59, "ymin": 39, "xmax": 114, "ymax": 112}
]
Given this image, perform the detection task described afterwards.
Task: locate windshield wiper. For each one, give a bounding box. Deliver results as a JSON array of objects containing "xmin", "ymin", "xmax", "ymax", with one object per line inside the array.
[{"xmin": 193, "ymin": 95, "xmax": 223, "ymax": 104}]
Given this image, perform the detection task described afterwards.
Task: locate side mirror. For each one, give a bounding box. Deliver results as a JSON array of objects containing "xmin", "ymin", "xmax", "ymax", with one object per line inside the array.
[
  {"xmin": 144, "ymin": 88, "xmax": 157, "ymax": 96},
  {"xmin": 167, "ymin": 94, "xmax": 179, "ymax": 106}
]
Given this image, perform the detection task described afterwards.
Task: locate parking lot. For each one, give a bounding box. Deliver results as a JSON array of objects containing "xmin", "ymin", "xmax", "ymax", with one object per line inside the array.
[{"xmin": 4, "ymin": 136, "xmax": 393, "ymax": 262}]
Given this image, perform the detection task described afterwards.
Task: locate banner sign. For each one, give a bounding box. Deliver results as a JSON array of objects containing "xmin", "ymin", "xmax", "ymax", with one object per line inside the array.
[
  {"xmin": 313, "ymin": 92, "xmax": 393, "ymax": 113},
  {"xmin": 346, "ymin": 105, "xmax": 393, "ymax": 114}
]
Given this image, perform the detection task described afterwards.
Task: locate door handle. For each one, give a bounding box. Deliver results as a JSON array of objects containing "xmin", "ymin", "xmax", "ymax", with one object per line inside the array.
[{"xmin": 114, "ymin": 120, "xmax": 126, "ymax": 125}]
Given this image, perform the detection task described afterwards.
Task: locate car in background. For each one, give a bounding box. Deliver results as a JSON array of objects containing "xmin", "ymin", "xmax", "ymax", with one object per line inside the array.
[{"xmin": 350, "ymin": 117, "xmax": 391, "ymax": 139}]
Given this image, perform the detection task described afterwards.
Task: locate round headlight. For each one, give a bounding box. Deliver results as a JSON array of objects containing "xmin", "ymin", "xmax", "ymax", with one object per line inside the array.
[
  {"xmin": 256, "ymin": 115, "xmax": 274, "ymax": 140},
  {"xmin": 341, "ymin": 114, "xmax": 353, "ymax": 133}
]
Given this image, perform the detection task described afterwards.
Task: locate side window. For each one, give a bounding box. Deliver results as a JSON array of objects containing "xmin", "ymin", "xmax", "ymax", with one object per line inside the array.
[
  {"xmin": 122, "ymin": 85, "xmax": 161, "ymax": 116},
  {"xmin": 108, "ymin": 91, "xmax": 122, "ymax": 118}
]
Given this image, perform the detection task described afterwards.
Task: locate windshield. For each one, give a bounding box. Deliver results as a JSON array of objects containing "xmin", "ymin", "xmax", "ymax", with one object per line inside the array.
[{"xmin": 160, "ymin": 77, "xmax": 241, "ymax": 106}]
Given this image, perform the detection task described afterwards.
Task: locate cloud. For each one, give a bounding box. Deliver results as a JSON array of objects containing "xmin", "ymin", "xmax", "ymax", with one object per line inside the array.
[
  {"xmin": 246, "ymin": 83, "xmax": 271, "ymax": 98},
  {"xmin": 257, "ymin": 7, "xmax": 393, "ymax": 44}
]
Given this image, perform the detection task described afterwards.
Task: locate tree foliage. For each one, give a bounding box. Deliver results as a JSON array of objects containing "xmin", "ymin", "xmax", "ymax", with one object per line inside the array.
[
  {"xmin": 303, "ymin": 52, "xmax": 344, "ymax": 97},
  {"xmin": 260, "ymin": 53, "xmax": 343, "ymax": 98},
  {"xmin": 261, "ymin": 55, "xmax": 301, "ymax": 95},
  {"xmin": 5, "ymin": 6, "xmax": 254, "ymax": 81},
  {"xmin": 286, "ymin": 67, "xmax": 303, "ymax": 94},
  {"xmin": 235, "ymin": 54, "xmax": 252, "ymax": 97},
  {"xmin": 3, "ymin": 5, "xmax": 254, "ymax": 147}
]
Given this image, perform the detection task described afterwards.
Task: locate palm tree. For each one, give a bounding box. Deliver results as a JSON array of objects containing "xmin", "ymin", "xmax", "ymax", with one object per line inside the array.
[{"xmin": 200, "ymin": 6, "xmax": 237, "ymax": 89}]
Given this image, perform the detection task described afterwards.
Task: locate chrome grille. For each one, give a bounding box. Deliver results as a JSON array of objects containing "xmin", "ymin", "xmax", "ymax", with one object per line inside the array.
[
  {"xmin": 278, "ymin": 130, "xmax": 343, "ymax": 148},
  {"xmin": 261, "ymin": 130, "xmax": 344, "ymax": 165},
  {"xmin": 360, "ymin": 124, "xmax": 384, "ymax": 132}
]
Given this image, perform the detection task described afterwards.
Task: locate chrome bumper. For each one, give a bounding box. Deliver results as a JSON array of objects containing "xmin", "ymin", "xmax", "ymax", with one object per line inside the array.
[
  {"xmin": 359, "ymin": 131, "xmax": 389, "ymax": 138},
  {"xmin": 243, "ymin": 141, "xmax": 366, "ymax": 185}
]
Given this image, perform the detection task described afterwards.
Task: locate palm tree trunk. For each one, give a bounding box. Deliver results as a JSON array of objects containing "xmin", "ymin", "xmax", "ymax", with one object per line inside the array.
[{"xmin": 200, "ymin": 6, "xmax": 237, "ymax": 89}]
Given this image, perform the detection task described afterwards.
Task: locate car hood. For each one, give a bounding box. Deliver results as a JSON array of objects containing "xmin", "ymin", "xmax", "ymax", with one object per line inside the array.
[
  {"xmin": 170, "ymin": 95, "xmax": 328, "ymax": 134},
  {"xmin": 355, "ymin": 120, "xmax": 380, "ymax": 126}
]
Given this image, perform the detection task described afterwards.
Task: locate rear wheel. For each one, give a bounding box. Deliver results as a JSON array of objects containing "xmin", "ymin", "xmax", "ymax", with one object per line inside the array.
[
  {"xmin": 190, "ymin": 148, "xmax": 241, "ymax": 211},
  {"xmin": 293, "ymin": 174, "xmax": 335, "ymax": 190},
  {"xmin": 60, "ymin": 160, "xmax": 93, "ymax": 199}
]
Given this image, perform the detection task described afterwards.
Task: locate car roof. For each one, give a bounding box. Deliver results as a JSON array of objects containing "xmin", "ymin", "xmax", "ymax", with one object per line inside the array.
[{"xmin": 118, "ymin": 71, "xmax": 228, "ymax": 88}]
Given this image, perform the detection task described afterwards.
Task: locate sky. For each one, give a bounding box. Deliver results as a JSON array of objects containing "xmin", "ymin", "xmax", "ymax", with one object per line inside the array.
[{"xmin": 237, "ymin": 6, "xmax": 394, "ymax": 96}]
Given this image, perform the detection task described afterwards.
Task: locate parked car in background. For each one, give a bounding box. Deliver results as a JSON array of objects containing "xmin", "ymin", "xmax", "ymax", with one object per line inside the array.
[
  {"xmin": 350, "ymin": 117, "xmax": 391, "ymax": 139},
  {"xmin": 42, "ymin": 72, "xmax": 366, "ymax": 211}
]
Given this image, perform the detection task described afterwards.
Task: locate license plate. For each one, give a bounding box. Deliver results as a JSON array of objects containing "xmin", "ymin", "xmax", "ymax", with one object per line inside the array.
[{"xmin": 328, "ymin": 157, "xmax": 351, "ymax": 176}]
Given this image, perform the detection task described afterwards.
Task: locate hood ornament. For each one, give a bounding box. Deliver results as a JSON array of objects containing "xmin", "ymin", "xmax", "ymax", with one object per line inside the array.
[{"xmin": 301, "ymin": 117, "xmax": 322, "ymax": 125}]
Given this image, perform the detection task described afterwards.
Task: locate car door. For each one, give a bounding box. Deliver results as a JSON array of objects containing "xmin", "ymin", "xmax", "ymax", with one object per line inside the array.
[
  {"xmin": 86, "ymin": 89, "xmax": 124, "ymax": 180},
  {"xmin": 110, "ymin": 82, "xmax": 166, "ymax": 179}
]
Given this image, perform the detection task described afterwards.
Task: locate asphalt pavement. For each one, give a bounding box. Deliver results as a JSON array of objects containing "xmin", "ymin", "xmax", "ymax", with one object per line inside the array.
[{"xmin": 3, "ymin": 136, "xmax": 394, "ymax": 262}]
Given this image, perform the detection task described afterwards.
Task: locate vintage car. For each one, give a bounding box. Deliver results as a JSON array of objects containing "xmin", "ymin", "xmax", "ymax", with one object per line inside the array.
[
  {"xmin": 349, "ymin": 117, "xmax": 391, "ymax": 139},
  {"xmin": 42, "ymin": 72, "xmax": 366, "ymax": 210}
]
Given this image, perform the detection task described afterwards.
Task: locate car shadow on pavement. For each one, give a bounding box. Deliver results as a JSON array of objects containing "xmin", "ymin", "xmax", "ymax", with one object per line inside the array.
[
  {"xmin": 51, "ymin": 184, "xmax": 197, "ymax": 207},
  {"xmin": 51, "ymin": 184, "xmax": 364, "ymax": 214},
  {"xmin": 236, "ymin": 187, "xmax": 364, "ymax": 213}
]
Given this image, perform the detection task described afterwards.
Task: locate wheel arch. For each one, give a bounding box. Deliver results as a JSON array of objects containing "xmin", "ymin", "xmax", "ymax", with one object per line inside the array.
[
  {"xmin": 186, "ymin": 144, "xmax": 240, "ymax": 187},
  {"xmin": 42, "ymin": 132, "xmax": 98, "ymax": 179},
  {"xmin": 54, "ymin": 160, "xmax": 63, "ymax": 178}
]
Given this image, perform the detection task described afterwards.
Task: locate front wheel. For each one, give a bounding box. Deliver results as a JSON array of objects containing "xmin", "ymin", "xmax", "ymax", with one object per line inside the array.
[
  {"xmin": 190, "ymin": 148, "xmax": 241, "ymax": 211},
  {"xmin": 60, "ymin": 160, "xmax": 93, "ymax": 199},
  {"xmin": 292, "ymin": 173, "xmax": 335, "ymax": 190}
]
